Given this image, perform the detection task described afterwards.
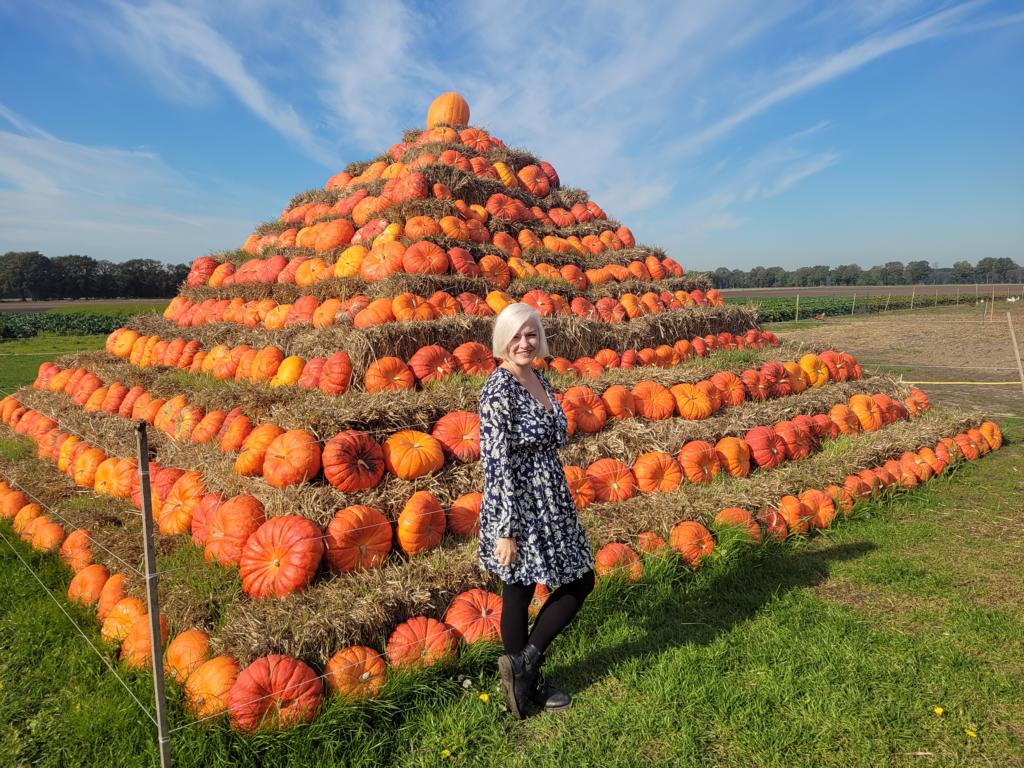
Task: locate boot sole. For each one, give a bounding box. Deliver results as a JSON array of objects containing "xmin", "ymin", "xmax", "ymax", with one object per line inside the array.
[{"xmin": 497, "ymin": 655, "xmax": 524, "ymax": 720}]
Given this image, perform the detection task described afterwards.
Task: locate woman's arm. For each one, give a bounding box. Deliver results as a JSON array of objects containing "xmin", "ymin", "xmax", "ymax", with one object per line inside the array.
[{"xmin": 479, "ymin": 380, "xmax": 519, "ymax": 539}]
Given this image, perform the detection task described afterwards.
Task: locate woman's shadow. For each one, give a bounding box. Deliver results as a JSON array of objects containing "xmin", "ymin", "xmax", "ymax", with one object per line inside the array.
[{"xmin": 546, "ymin": 539, "xmax": 876, "ymax": 692}]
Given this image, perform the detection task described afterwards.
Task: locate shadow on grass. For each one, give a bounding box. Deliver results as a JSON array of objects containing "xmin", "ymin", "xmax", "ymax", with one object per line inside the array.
[{"xmin": 552, "ymin": 539, "xmax": 876, "ymax": 693}]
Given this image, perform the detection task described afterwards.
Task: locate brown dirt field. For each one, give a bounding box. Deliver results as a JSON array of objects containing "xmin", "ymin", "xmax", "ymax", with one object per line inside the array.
[
  {"xmin": 722, "ymin": 283, "xmax": 1024, "ymax": 300},
  {"xmin": 775, "ymin": 303, "xmax": 1024, "ymax": 418}
]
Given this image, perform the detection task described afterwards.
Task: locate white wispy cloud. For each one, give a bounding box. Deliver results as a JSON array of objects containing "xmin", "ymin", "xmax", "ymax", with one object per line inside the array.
[
  {"xmin": 0, "ymin": 104, "xmax": 259, "ymax": 262},
  {"xmin": 671, "ymin": 123, "xmax": 842, "ymax": 239},
  {"xmin": 49, "ymin": 0, "xmax": 335, "ymax": 165},
  {"xmin": 670, "ymin": 1, "xmax": 982, "ymax": 158}
]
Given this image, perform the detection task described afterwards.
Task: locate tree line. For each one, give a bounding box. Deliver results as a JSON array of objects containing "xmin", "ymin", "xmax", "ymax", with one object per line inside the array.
[
  {"xmin": 709, "ymin": 257, "xmax": 1023, "ymax": 289},
  {"xmin": 0, "ymin": 252, "xmax": 190, "ymax": 300}
]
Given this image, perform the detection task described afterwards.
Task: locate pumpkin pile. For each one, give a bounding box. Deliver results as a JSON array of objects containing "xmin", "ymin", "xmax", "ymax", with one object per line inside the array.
[{"xmin": 0, "ymin": 92, "xmax": 1006, "ymax": 732}]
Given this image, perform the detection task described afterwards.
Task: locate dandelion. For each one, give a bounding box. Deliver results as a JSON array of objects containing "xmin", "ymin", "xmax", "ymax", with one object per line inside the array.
[
  {"xmin": 75, "ymin": 703, "xmax": 81, "ymax": 712},
  {"xmin": 479, "ymin": 693, "xmax": 490, "ymax": 703},
  {"xmin": 933, "ymin": 706, "xmax": 944, "ymax": 717},
  {"xmin": 440, "ymin": 748, "xmax": 452, "ymax": 758},
  {"xmin": 966, "ymin": 729, "xmax": 977, "ymax": 739}
]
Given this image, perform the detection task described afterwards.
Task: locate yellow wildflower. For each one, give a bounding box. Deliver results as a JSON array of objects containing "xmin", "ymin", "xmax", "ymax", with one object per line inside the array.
[
  {"xmin": 933, "ymin": 706, "xmax": 944, "ymax": 716},
  {"xmin": 479, "ymin": 693, "xmax": 490, "ymax": 703},
  {"xmin": 966, "ymin": 729, "xmax": 977, "ymax": 739},
  {"xmin": 440, "ymin": 749, "xmax": 451, "ymax": 758}
]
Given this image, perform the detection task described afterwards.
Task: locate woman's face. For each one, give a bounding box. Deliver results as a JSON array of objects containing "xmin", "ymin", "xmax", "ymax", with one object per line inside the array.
[{"xmin": 506, "ymin": 321, "xmax": 539, "ymax": 366}]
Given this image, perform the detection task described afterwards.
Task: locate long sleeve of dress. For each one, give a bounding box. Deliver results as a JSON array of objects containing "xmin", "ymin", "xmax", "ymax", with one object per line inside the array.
[{"xmin": 479, "ymin": 380, "xmax": 519, "ymax": 539}]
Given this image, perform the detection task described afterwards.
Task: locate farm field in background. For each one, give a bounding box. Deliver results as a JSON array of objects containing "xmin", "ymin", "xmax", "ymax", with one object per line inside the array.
[{"xmin": 0, "ymin": 304, "xmax": 1021, "ymax": 766}]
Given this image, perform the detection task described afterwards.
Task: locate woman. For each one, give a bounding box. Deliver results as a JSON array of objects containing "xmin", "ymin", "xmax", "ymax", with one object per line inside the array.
[{"xmin": 478, "ymin": 303, "xmax": 595, "ymax": 719}]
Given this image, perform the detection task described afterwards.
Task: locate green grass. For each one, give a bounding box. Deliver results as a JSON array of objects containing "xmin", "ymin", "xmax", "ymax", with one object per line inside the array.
[
  {"xmin": 0, "ymin": 335, "xmax": 107, "ymax": 396},
  {"xmin": 1, "ymin": 420, "xmax": 1021, "ymax": 767},
  {"xmin": 45, "ymin": 303, "xmax": 167, "ymax": 315}
]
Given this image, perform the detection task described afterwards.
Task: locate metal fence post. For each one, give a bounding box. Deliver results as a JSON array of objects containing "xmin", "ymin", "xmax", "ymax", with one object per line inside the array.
[
  {"xmin": 1008, "ymin": 313, "xmax": 1024, "ymax": 396},
  {"xmin": 794, "ymin": 293, "xmax": 800, "ymax": 322},
  {"xmin": 135, "ymin": 422, "xmax": 173, "ymax": 768}
]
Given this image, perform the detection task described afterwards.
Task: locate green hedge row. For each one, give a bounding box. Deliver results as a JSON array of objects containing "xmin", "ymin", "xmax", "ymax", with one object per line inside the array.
[
  {"xmin": 727, "ymin": 294, "xmax": 967, "ymax": 322},
  {"xmin": 0, "ymin": 311, "xmax": 138, "ymax": 339}
]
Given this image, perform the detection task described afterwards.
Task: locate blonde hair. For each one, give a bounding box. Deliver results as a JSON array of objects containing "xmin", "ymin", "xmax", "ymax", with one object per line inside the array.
[{"xmin": 491, "ymin": 303, "xmax": 549, "ymax": 360}]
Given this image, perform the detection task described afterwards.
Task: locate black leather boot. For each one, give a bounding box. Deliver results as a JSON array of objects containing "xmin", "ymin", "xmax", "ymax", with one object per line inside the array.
[
  {"xmin": 497, "ymin": 643, "xmax": 542, "ymax": 719},
  {"xmin": 528, "ymin": 654, "xmax": 571, "ymax": 712}
]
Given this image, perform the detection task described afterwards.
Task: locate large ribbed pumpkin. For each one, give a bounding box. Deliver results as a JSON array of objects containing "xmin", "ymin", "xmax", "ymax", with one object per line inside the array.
[
  {"xmin": 427, "ymin": 92, "xmax": 470, "ymax": 129},
  {"xmin": 585, "ymin": 458, "xmax": 636, "ymax": 502},
  {"xmin": 669, "ymin": 521, "xmax": 715, "ymax": 567},
  {"xmin": 262, "ymin": 429, "xmax": 321, "ymax": 488},
  {"xmin": 397, "ymin": 491, "xmax": 445, "ymax": 556},
  {"xmin": 325, "ymin": 505, "xmax": 392, "ymax": 573},
  {"xmin": 59, "ymin": 529, "xmax": 92, "ymax": 571},
  {"xmin": 447, "ymin": 492, "xmax": 482, "ymax": 536},
  {"xmin": 745, "ymin": 426, "xmax": 786, "ymax": 469},
  {"xmin": 594, "ymin": 542, "xmax": 643, "ymax": 581},
  {"xmin": 185, "ymin": 656, "xmax": 239, "ymax": 718},
  {"xmin": 120, "ymin": 613, "xmax": 170, "ymax": 669},
  {"xmin": 239, "ymin": 515, "xmax": 324, "ymax": 598},
  {"xmin": 235, "ymin": 423, "xmax": 285, "ymax": 476},
  {"xmin": 714, "ymin": 436, "xmax": 751, "ymax": 478},
  {"xmin": 325, "ymin": 646, "xmax": 387, "ymax": 699},
  {"xmin": 678, "ymin": 441, "xmax": 721, "ymax": 485},
  {"xmin": 322, "ymin": 430, "xmax": 386, "ymax": 491},
  {"xmin": 205, "ymin": 495, "xmax": 266, "ymax": 566},
  {"xmin": 227, "ymin": 655, "xmax": 323, "ymax": 732},
  {"xmin": 165, "ymin": 629, "xmax": 211, "ymax": 684},
  {"xmin": 431, "ymin": 411, "xmax": 481, "ymax": 462},
  {"xmin": 632, "ymin": 451, "xmax": 682, "ymax": 494},
  {"xmin": 386, "ymin": 616, "xmax": 457, "ymax": 668},
  {"xmin": 101, "ymin": 597, "xmax": 146, "ymax": 643},
  {"xmin": 67, "ymin": 563, "xmax": 109, "ymax": 606},
  {"xmin": 444, "ymin": 588, "xmax": 503, "ymax": 643},
  {"xmin": 383, "ymin": 430, "xmax": 444, "ymax": 479},
  {"xmin": 365, "ymin": 357, "xmax": 415, "ymax": 392},
  {"xmin": 158, "ymin": 471, "xmax": 205, "ymax": 535},
  {"xmin": 713, "ymin": 507, "xmax": 762, "ymax": 542},
  {"xmin": 777, "ymin": 495, "xmax": 812, "ymax": 536}
]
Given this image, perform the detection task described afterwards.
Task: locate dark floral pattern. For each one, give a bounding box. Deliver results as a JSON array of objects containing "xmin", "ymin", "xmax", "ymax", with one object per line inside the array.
[{"xmin": 477, "ymin": 366, "xmax": 594, "ymax": 586}]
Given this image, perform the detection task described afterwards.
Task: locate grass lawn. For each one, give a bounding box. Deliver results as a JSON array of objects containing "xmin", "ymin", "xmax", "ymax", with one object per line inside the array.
[
  {"xmin": 0, "ymin": 335, "xmax": 107, "ymax": 397},
  {"xmin": 1, "ymin": 417, "xmax": 1021, "ymax": 767}
]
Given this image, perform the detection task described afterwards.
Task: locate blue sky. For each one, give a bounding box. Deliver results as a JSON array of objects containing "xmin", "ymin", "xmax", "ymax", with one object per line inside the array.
[{"xmin": 0, "ymin": 0, "xmax": 1021, "ymax": 270}]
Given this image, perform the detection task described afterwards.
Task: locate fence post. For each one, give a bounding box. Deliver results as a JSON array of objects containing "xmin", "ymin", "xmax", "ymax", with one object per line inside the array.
[
  {"xmin": 135, "ymin": 422, "xmax": 173, "ymax": 768},
  {"xmin": 956, "ymin": 285, "xmax": 959, "ymax": 305},
  {"xmin": 991, "ymin": 285, "xmax": 997, "ymax": 321},
  {"xmin": 1008, "ymin": 313, "xmax": 1024, "ymax": 396},
  {"xmin": 794, "ymin": 293, "xmax": 800, "ymax": 322},
  {"xmin": 910, "ymin": 286, "xmax": 915, "ymax": 311},
  {"xmin": 851, "ymin": 293, "xmax": 856, "ymax": 315},
  {"xmin": 883, "ymin": 294, "xmax": 890, "ymax": 313},
  {"xmin": 934, "ymin": 288, "xmax": 938, "ymax": 306}
]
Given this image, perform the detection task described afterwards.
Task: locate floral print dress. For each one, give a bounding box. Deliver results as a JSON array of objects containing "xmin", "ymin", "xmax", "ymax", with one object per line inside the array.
[{"xmin": 477, "ymin": 366, "xmax": 594, "ymax": 587}]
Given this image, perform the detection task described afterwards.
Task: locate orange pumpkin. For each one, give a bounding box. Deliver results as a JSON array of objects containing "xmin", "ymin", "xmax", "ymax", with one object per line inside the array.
[
  {"xmin": 262, "ymin": 429, "xmax": 322, "ymax": 488},
  {"xmin": 585, "ymin": 458, "xmax": 637, "ymax": 502},
  {"xmin": 447, "ymin": 492, "xmax": 482, "ymax": 537},
  {"xmin": 631, "ymin": 381, "xmax": 674, "ymax": 420},
  {"xmin": 431, "ymin": 411, "xmax": 481, "ymax": 462},
  {"xmin": 383, "ymin": 430, "xmax": 445, "ymax": 479},
  {"xmin": 397, "ymin": 491, "xmax": 445, "ymax": 556},
  {"xmin": 322, "ymin": 431, "xmax": 386, "ymax": 491},
  {"xmin": 386, "ymin": 616, "xmax": 456, "ymax": 668},
  {"xmin": 777, "ymin": 495, "xmax": 812, "ymax": 536},
  {"xmin": 239, "ymin": 515, "xmax": 324, "ymax": 598},
  {"xmin": 594, "ymin": 543, "xmax": 643, "ymax": 581},
  {"xmin": 68, "ymin": 564, "xmax": 109, "ymax": 606},
  {"xmin": 96, "ymin": 573, "xmax": 126, "ymax": 621},
  {"xmin": 714, "ymin": 436, "xmax": 751, "ymax": 478},
  {"xmin": 159, "ymin": 471, "xmax": 205, "ymax": 535},
  {"xmin": 120, "ymin": 613, "xmax": 170, "ymax": 669},
  {"xmin": 563, "ymin": 466, "xmax": 596, "ymax": 511},
  {"xmin": 235, "ymin": 423, "xmax": 285, "ymax": 477},
  {"xmin": 185, "ymin": 656, "xmax": 239, "ymax": 718},
  {"xmin": 59, "ymin": 529, "xmax": 93, "ymax": 572},
  {"xmin": 670, "ymin": 383, "xmax": 713, "ymax": 420},
  {"xmin": 205, "ymin": 495, "xmax": 266, "ymax": 567},
  {"xmin": 325, "ymin": 505, "xmax": 393, "ymax": 573},
  {"xmin": 632, "ymin": 451, "xmax": 682, "ymax": 494},
  {"xmin": 365, "ymin": 357, "xmax": 415, "ymax": 392},
  {"xmin": 669, "ymin": 521, "xmax": 715, "ymax": 567},
  {"xmin": 713, "ymin": 507, "xmax": 761, "ymax": 542},
  {"xmin": 678, "ymin": 441, "xmax": 721, "ymax": 485},
  {"xmin": 101, "ymin": 597, "xmax": 146, "ymax": 643},
  {"xmin": 325, "ymin": 646, "xmax": 387, "ymax": 699},
  {"xmin": 799, "ymin": 489, "xmax": 836, "ymax": 530},
  {"xmin": 165, "ymin": 630, "xmax": 211, "ymax": 684}
]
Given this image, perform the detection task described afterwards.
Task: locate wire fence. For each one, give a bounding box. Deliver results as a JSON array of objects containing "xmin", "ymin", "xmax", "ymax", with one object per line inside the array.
[{"xmin": 0, "ymin": 304, "xmax": 1021, "ymax": 761}]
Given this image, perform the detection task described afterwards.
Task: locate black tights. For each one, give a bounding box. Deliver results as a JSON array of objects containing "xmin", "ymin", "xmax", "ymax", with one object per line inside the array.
[{"xmin": 500, "ymin": 571, "xmax": 595, "ymax": 656}]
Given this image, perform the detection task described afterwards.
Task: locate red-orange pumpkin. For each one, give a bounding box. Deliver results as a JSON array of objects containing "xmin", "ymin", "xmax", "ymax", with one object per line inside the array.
[
  {"xmin": 669, "ymin": 521, "xmax": 715, "ymax": 567},
  {"xmin": 386, "ymin": 616, "xmax": 457, "ymax": 668},
  {"xmin": 205, "ymin": 495, "xmax": 266, "ymax": 567},
  {"xmin": 325, "ymin": 505, "xmax": 393, "ymax": 573},
  {"xmin": 262, "ymin": 429, "xmax": 322, "ymax": 488},
  {"xmin": 444, "ymin": 588, "xmax": 503, "ymax": 643},
  {"xmin": 239, "ymin": 515, "xmax": 324, "ymax": 598},
  {"xmin": 322, "ymin": 430, "xmax": 386, "ymax": 491},
  {"xmin": 227, "ymin": 655, "xmax": 323, "ymax": 732},
  {"xmin": 594, "ymin": 542, "xmax": 643, "ymax": 581},
  {"xmin": 325, "ymin": 646, "xmax": 387, "ymax": 699},
  {"xmin": 397, "ymin": 491, "xmax": 445, "ymax": 555}
]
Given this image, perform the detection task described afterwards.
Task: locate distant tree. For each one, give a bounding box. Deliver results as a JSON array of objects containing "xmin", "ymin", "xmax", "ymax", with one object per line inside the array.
[
  {"xmin": 765, "ymin": 266, "xmax": 788, "ymax": 287},
  {"xmin": 0, "ymin": 251, "xmax": 55, "ymax": 300},
  {"xmin": 831, "ymin": 264, "xmax": 862, "ymax": 285},
  {"xmin": 879, "ymin": 261, "xmax": 906, "ymax": 285},
  {"xmin": 949, "ymin": 261, "xmax": 976, "ymax": 284},
  {"xmin": 904, "ymin": 260, "xmax": 933, "ymax": 284},
  {"xmin": 51, "ymin": 254, "xmax": 100, "ymax": 298}
]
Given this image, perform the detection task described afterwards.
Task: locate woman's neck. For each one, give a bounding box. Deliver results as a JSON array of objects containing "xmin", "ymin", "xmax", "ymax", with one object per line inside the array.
[{"xmin": 500, "ymin": 360, "xmax": 534, "ymax": 380}]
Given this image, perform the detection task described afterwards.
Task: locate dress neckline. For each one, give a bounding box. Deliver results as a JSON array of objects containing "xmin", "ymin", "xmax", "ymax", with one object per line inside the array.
[{"xmin": 498, "ymin": 366, "xmax": 554, "ymax": 413}]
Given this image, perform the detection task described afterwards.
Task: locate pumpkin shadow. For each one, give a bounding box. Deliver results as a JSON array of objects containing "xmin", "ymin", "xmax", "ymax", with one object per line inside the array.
[{"xmin": 544, "ymin": 540, "xmax": 876, "ymax": 694}]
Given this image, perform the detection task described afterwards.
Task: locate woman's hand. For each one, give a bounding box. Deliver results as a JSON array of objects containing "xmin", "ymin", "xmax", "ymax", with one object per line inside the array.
[{"xmin": 495, "ymin": 537, "xmax": 518, "ymax": 567}]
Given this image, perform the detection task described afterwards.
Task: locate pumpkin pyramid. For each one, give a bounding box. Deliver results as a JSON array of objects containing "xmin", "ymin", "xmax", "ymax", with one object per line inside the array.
[{"xmin": 0, "ymin": 92, "xmax": 1002, "ymax": 728}]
